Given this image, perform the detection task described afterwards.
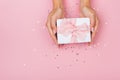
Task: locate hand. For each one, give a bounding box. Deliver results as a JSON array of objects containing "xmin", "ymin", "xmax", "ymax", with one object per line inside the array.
[
  {"xmin": 46, "ymin": 8, "xmax": 64, "ymax": 45},
  {"xmin": 81, "ymin": 6, "xmax": 99, "ymax": 43}
]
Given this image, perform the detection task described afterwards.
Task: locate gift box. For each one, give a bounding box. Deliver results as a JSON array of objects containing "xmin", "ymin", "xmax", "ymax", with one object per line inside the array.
[{"xmin": 57, "ymin": 18, "xmax": 91, "ymax": 44}]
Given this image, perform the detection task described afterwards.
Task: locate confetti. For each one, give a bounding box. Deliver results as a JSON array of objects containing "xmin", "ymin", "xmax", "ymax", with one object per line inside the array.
[
  {"xmin": 83, "ymin": 60, "xmax": 86, "ymax": 63},
  {"xmin": 76, "ymin": 53, "xmax": 79, "ymax": 56},
  {"xmin": 56, "ymin": 66, "xmax": 60, "ymax": 69},
  {"xmin": 76, "ymin": 59, "xmax": 79, "ymax": 62}
]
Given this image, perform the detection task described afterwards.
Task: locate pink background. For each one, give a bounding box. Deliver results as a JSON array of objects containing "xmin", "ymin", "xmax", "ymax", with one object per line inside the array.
[{"xmin": 0, "ymin": 0, "xmax": 120, "ymax": 80}]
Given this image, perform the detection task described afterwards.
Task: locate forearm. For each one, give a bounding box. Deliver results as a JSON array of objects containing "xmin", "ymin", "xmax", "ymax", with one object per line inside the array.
[
  {"xmin": 80, "ymin": 0, "xmax": 91, "ymax": 8},
  {"xmin": 52, "ymin": 0, "xmax": 63, "ymax": 9}
]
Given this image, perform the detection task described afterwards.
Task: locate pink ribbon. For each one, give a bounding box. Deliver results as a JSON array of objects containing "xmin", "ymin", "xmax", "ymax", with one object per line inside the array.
[{"xmin": 58, "ymin": 19, "xmax": 90, "ymax": 43}]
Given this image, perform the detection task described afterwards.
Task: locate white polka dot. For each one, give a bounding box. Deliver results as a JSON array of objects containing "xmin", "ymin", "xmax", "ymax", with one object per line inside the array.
[
  {"xmin": 43, "ymin": 27, "xmax": 46, "ymax": 29},
  {"xmin": 32, "ymin": 28, "xmax": 36, "ymax": 31},
  {"xmin": 103, "ymin": 44, "xmax": 107, "ymax": 47},
  {"xmin": 33, "ymin": 48, "xmax": 37, "ymax": 52},
  {"xmin": 36, "ymin": 20, "xmax": 40, "ymax": 24},
  {"xmin": 24, "ymin": 64, "xmax": 26, "ymax": 66},
  {"xmin": 97, "ymin": 43, "xmax": 100, "ymax": 46},
  {"xmin": 93, "ymin": 44, "xmax": 96, "ymax": 47},
  {"xmin": 105, "ymin": 22, "xmax": 108, "ymax": 25},
  {"xmin": 89, "ymin": 46, "xmax": 92, "ymax": 49},
  {"xmin": 97, "ymin": 53, "xmax": 100, "ymax": 56}
]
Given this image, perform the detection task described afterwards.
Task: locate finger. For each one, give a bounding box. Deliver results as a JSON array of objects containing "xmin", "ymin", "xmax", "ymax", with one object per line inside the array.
[
  {"xmin": 47, "ymin": 18, "xmax": 58, "ymax": 45},
  {"xmin": 88, "ymin": 16, "xmax": 98, "ymax": 45},
  {"xmin": 80, "ymin": 12, "xmax": 85, "ymax": 18},
  {"xmin": 87, "ymin": 14, "xmax": 96, "ymax": 45},
  {"xmin": 94, "ymin": 17, "xmax": 99, "ymax": 32},
  {"xmin": 88, "ymin": 31, "xmax": 93, "ymax": 46},
  {"xmin": 91, "ymin": 17, "xmax": 99, "ymax": 41},
  {"xmin": 48, "ymin": 24, "xmax": 58, "ymax": 45},
  {"xmin": 90, "ymin": 13, "xmax": 96, "ymax": 30},
  {"xmin": 51, "ymin": 16, "xmax": 57, "ymax": 34},
  {"xmin": 46, "ymin": 13, "xmax": 52, "ymax": 27},
  {"xmin": 82, "ymin": 7, "xmax": 96, "ymax": 29}
]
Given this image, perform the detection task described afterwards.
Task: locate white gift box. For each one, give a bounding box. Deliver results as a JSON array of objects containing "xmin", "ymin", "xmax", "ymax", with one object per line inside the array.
[{"xmin": 57, "ymin": 18, "xmax": 91, "ymax": 44}]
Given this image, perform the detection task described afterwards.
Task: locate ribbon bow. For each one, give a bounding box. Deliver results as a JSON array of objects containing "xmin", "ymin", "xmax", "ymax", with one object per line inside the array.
[{"xmin": 58, "ymin": 19, "xmax": 90, "ymax": 43}]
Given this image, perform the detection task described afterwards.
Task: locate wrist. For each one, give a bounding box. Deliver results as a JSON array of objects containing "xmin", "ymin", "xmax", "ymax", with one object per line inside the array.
[
  {"xmin": 80, "ymin": 5, "xmax": 91, "ymax": 11},
  {"xmin": 52, "ymin": 7, "xmax": 64, "ymax": 12},
  {"xmin": 53, "ymin": 0, "xmax": 64, "ymax": 10},
  {"xmin": 53, "ymin": 6, "xmax": 63, "ymax": 9},
  {"xmin": 80, "ymin": 0, "xmax": 91, "ymax": 9}
]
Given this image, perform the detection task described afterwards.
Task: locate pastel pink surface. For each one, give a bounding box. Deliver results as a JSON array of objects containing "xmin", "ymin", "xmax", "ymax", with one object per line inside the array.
[{"xmin": 0, "ymin": 0, "xmax": 120, "ymax": 80}]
